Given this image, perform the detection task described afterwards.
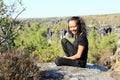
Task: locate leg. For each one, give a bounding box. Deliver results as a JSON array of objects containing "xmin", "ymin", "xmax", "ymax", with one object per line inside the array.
[
  {"xmin": 55, "ymin": 57, "xmax": 86, "ymax": 68},
  {"xmin": 61, "ymin": 38, "xmax": 76, "ymax": 57},
  {"xmin": 55, "ymin": 57, "xmax": 79, "ymax": 67}
]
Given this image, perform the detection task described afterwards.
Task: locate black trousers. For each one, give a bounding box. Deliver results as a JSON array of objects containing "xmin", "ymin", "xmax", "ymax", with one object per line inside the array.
[{"xmin": 55, "ymin": 38, "xmax": 86, "ymax": 68}]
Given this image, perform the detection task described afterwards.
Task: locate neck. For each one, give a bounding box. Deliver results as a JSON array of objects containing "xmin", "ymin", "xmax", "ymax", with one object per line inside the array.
[{"xmin": 75, "ymin": 32, "xmax": 82, "ymax": 38}]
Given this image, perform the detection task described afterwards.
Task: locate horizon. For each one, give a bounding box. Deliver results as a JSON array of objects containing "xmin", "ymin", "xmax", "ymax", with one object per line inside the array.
[{"xmin": 18, "ymin": 13, "xmax": 120, "ymax": 19}]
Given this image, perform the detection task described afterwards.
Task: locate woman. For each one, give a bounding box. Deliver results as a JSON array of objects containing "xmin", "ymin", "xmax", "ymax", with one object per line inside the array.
[{"xmin": 55, "ymin": 16, "xmax": 88, "ymax": 68}]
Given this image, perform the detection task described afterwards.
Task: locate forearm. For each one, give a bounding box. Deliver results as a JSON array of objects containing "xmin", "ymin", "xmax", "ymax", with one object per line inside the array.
[
  {"xmin": 64, "ymin": 53, "xmax": 80, "ymax": 60},
  {"xmin": 64, "ymin": 45, "xmax": 84, "ymax": 60},
  {"xmin": 69, "ymin": 53, "xmax": 80, "ymax": 60}
]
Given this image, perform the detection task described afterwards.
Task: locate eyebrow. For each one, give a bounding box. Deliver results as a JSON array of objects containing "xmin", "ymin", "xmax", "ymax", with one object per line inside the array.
[{"xmin": 69, "ymin": 25, "xmax": 77, "ymax": 27}]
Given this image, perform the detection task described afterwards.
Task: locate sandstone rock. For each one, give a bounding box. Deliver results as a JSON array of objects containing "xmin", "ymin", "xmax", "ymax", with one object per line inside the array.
[
  {"xmin": 109, "ymin": 55, "xmax": 120, "ymax": 80},
  {"xmin": 37, "ymin": 63, "xmax": 115, "ymax": 80},
  {"xmin": 115, "ymin": 39, "xmax": 120, "ymax": 55}
]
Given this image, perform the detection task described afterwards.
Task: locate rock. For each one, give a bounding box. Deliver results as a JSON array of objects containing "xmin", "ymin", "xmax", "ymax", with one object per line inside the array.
[
  {"xmin": 37, "ymin": 63, "xmax": 115, "ymax": 80},
  {"xmin": 109, "ymin": 55, "xmax": 120, "ymax": 80},
  {"xmin": 115, "ymin": 39, "xmax": 120, "ymax": 55}
]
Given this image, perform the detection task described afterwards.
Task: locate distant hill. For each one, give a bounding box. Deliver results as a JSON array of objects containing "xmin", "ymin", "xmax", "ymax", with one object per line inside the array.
[{"xmin": 19, "ymin": 13, "xmax": 120, "ymax": 28}]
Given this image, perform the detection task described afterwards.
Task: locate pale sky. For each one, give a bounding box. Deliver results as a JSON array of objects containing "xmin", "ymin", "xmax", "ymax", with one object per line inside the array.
[{"xmin": 3, "ymin": 0, "xmax": 120, "ymax": 18}]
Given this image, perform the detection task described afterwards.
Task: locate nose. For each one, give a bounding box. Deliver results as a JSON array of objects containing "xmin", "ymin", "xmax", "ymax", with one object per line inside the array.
[{"xmin": 70, "ymin": 27, "xmax": 75, "ymax": 30}]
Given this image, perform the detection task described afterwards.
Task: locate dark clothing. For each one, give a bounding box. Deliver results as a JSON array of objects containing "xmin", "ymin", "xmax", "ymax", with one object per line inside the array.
[
  {"xmin": 73, "ymin": 33, "xmax": 88, "ymax": 61},
  {"xmin": 55, "ymin": 33, "xmax": 88, "ymax": 68}
]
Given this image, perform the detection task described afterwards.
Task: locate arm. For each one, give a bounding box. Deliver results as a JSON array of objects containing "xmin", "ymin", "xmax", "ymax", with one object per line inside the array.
[{"xmin": 64, "ymin": 45, "xmax": 85, "ymax": 60}]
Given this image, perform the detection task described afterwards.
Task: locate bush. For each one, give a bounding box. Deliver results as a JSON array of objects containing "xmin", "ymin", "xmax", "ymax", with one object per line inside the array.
[
  {"xmin": 87, "ymin": 28, "xmax": 100, "ymax": 63},
  {"xmin": 0, "ymin": 50, "xmax": 41, "ymax": 80},
  {"xmin": 99, "ymin": 33, "xmax": 118, "ymax": 50},
  {"xmin": 87, "ymin": 29, "xmax": 118, "ymax": 64},
  {"xmin": 15, "ymin": 24, "xmax": 63, "ymax": 62}
]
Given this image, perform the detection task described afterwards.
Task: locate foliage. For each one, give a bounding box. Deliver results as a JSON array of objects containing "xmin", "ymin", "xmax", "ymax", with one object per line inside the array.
[
  {"xmin": 0, "ymin": 17, "xmax": 15, "ymax": 52},
  {"xmin": 15, "ymin": 21, "xmax": 118, "ymax": 63},
  {"xmin": 15, "ymin": 25, "xmax": 47, "ymax": 52},
  {"xmin": 0, "ymin": 0, "xmax": 25, "ymax": 52},
  {"xmin": 52, "ymin": 22, "xmax": 67, "ymax": 31},
  {"xmin": 87, "ymin": 29, "xmax": 118, "ymax": 63},
  {"xmin": 0, "ymin": 0, "xmax": 7, "ymax": 16},
  {"xmin": 87, "ymin": 28, "xmax": 100, "ymax": 63},
  {"xmin": 99, "ymin": 33, "xmax": 118, "ymax": 50},
  {"xmin": 15, "ymin": 22, "xmax": 66, "ymax": 62},
  {"xmin": 88, "ymin": 28, "xmax": 99, "ymax": 49},
  {"xmin": 0, "ymin": 50, "xmax": 41, "ymax": 80}
]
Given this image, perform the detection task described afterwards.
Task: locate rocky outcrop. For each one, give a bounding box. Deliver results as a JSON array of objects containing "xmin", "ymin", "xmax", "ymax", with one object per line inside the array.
[
  {"xmin": 109, "ymin": 55, "xmax": 120, "ymax": 80},
  {"xmin": 37, "ymin": 63, "xmax": 115, "ymax": 80},
  {"xmin": 115, "ymin": 39, "xmax": 120, "ymax": 56}
]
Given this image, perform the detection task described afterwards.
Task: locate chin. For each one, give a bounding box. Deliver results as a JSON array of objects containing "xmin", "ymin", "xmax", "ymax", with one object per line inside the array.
[{"xmin": 72, "ymin": 32, "xmax": 77, "ymax": 35}]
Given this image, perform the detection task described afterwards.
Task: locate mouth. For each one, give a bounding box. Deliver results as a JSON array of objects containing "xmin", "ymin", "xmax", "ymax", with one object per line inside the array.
[{"xmin": 71, "ymin": 30, "xmax": 77, "ymax": 34}]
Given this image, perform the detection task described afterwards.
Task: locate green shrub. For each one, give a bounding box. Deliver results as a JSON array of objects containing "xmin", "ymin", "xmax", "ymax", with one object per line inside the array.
[
  {"xmin": 99, "ymin": 33, "xmax": 118, "ymax": 50},
  {"xmin": 87, "ymin": 29, "xmax": 118, "ymax": 64},
  {"xmin": 15, "ymin": 25, "xmax": 48, "ymax": 54},
  {"xmin": 87, "ymin": 28, "xmax": 100, "ymax": 63},
  {"xmin": 15, "ymin": 24, "xmax": 61, "ymax": 62}
]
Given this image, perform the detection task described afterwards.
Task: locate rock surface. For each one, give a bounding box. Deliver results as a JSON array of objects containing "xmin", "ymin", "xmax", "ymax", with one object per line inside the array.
[{"xmin": 37, "ymin": 63, "xmax": 115, "ymax": 80}]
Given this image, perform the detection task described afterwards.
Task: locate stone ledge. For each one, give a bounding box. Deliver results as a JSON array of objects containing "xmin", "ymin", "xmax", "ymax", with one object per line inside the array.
[{"xmin": 37, "ymin": 63, "xmax": 114, "ymax": 80}]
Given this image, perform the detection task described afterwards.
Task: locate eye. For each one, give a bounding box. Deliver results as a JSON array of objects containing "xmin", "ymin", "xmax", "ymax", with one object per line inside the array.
[
  {"xmin": 69, "ymin": 26, "xmax": 73, "ymax": 28},
  {"xmin": 69, "ymin": 25, "xmax": 77, "ymax": 28}
]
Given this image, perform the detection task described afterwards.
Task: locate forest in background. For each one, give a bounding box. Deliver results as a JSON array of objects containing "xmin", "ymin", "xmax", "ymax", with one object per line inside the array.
[{"xmin": 1, "ymin": 13, "xmax": 119, "ymax": 63}]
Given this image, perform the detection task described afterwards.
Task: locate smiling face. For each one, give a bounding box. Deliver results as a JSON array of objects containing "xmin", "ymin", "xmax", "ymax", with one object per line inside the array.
[{"xmin": 68, "ymin": 20, "xmax": 79, "ymax": 35}]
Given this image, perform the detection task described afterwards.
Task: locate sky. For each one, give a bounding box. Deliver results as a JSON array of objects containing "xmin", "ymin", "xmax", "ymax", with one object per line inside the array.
[{"xmin": 3, "ymin": 0, "xmax": 120, "ymax": 18}]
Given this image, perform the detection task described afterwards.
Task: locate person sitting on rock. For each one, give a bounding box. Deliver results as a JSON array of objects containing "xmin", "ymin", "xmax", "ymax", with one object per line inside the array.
[{"xmin": 55, "ymin": 16, "xmax": 88, "ymax": 68}]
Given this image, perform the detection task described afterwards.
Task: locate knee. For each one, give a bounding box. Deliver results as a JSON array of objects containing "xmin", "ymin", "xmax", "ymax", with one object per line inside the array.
[
  {"xmin": 55, "ymin": 57, "xmax": 62, "ymax": 66},
  {"xmin": 61, "ymin": 38, "xmax": 67, "ymax": 44}
]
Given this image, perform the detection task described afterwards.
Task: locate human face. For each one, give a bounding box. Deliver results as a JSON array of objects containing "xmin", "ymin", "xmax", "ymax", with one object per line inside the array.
[{"xmin": 68, "ymin": 20, "xmax": 78, "ymax": 35}]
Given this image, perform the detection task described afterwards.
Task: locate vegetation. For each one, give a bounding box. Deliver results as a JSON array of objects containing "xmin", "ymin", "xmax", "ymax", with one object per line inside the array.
[
  {"xmin": 87, "ymin": 28, "xmax": 118, "ymax": 63},
  {"xmin": 0, "ymin": 51, "xmax": 41, "ymax": 80},
  {"xmin": 0, "ymin": 12, "xmax": 119, "ymax": 63},
  {"xmin": 14, "ymin": 23, "xmax": 64, "ymax": 62},
  {"xmin": 0, "ymin": 0, "xmax": 25, "ymax": 52},
  {"xmin": 12, "ymin": 21, "xmax": 118, "ymax": 64}
]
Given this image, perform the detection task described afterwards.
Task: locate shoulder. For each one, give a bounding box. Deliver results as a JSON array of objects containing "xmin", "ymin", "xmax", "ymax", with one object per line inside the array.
[
  {"xmin": 78, "ymin": 33, "xmax": 87, "ymax": 39},
  {"xmin": 77, "ymin": 33, "xmax": 88, "ymax": 44}
]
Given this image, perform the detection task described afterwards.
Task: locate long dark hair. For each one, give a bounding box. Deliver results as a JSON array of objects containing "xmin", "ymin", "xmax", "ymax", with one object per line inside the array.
[{"xmin": 68, "ymin": 16, "xmax": 87, "ymax": 37}]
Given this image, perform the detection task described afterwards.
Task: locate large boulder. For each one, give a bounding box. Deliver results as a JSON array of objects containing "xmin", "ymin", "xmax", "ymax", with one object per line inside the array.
[{"xmin": 37, "ymin": 63, "xmax": 115, "ymax": 80}]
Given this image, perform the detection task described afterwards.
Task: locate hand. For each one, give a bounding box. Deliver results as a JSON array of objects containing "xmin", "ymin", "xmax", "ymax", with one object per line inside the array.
[
  {"xmin": 63, "ymin": 55, "xmax": 67, "ymax": 58},
  {"xmin": 63, "ymin": 56, "xmax": 71, "ymax": 59}
]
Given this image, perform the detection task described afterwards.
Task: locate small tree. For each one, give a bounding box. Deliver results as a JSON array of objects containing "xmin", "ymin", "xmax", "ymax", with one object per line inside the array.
[{"xmin": 0, "ymin": 0, "xmax": 25, "ymax": 52}]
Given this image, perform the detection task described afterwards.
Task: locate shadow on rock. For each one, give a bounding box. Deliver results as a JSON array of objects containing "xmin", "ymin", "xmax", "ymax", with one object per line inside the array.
[
  {"xmin": 40, "ymin": 69, "xmax": 64, "ymax": 80},
  {"xmin": 86, "ymin": 63, "xmax": 109, "ymax": 72}
]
